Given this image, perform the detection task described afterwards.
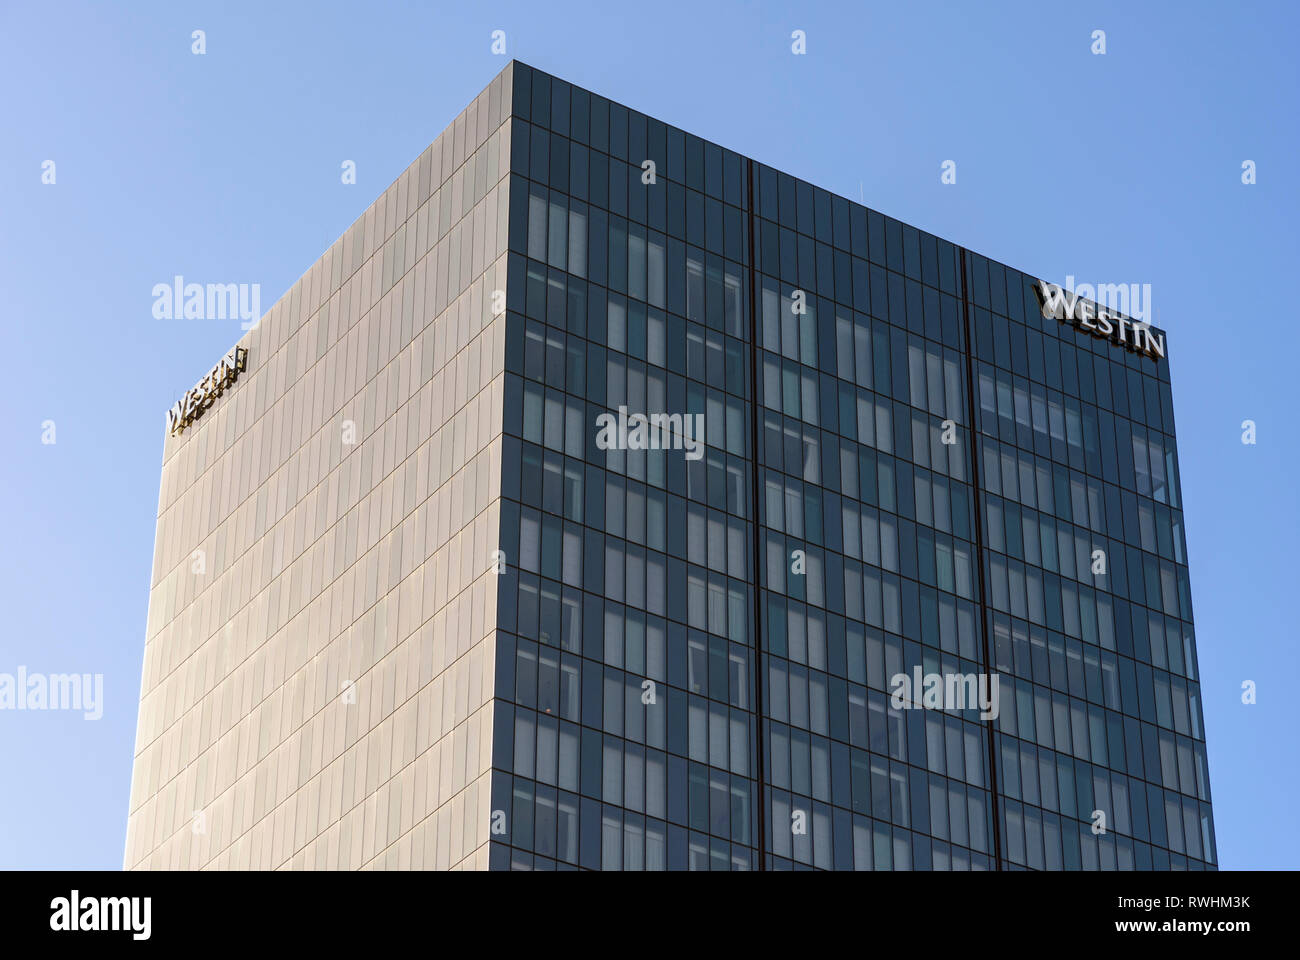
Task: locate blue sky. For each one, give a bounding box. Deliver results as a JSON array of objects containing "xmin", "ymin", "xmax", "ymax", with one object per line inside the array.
[{"xmin": 0, "ymin": 0, "xmax": 1295, "ymax": 869}]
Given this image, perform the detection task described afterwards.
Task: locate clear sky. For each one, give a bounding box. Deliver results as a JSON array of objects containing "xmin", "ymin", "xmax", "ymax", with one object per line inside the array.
[{"xmin": 1, "ymin": 0, "xmax": 1295, "ymax": 870}]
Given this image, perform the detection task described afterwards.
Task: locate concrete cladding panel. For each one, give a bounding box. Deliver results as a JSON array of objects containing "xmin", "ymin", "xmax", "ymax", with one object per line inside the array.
[{"xmin": 124, "ymin": 64, "xmax": 518, "ymax": 870}]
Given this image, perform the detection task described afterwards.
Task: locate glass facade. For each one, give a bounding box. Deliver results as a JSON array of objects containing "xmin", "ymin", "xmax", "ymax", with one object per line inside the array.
[{"xmin": 490, "ymin": 62, "xmax": 1215, "ymax": 870}]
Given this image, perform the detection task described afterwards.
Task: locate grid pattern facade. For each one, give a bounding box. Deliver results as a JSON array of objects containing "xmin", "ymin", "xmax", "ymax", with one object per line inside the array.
[
  {"xmin": 488, "ymin": 62, "xmax": 1215, "ymax": 870},
  {"xmin": 128, "ymin": 60, "xmax": 1216, "ymax": 871},
  {"xmin": 125, "ymin": 69, "xmax": 514, "ymax": 869}
]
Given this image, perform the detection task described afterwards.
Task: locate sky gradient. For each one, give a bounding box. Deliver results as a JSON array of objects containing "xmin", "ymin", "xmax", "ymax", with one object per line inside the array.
[{"xmin": 1, "ymin": 0, "xmax": 1295, "ymax": 869}]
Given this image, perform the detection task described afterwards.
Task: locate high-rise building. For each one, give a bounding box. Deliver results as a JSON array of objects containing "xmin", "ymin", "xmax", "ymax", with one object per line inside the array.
[{"xmin": 125, "ymin": 61, "xmax": 1216, "ymax": 871}]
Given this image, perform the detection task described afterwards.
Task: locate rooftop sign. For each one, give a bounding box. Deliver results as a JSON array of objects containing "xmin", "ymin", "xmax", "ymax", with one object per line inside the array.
[
  {"xmin": 166, "ymin": 346, "xmax": 248, "ymax": 436},
  {"xmin": 1034, "ymin": 280, "xmax": 1165, "ymax": 361}
]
